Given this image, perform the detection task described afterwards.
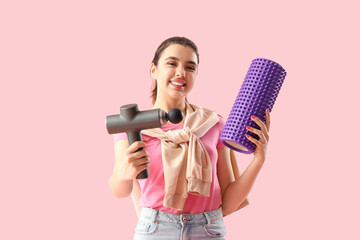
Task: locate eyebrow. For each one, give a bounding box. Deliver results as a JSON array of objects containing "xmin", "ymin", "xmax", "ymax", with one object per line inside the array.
[{"xmin": 164, "ymin": 56, "xmax": 197, "ymax": 66}]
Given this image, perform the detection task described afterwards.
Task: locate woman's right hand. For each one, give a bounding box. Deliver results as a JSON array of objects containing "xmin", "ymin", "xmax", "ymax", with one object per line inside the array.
[{"xmin": 115, "ymin": 141, "xmax": 150, "ymax": 181}]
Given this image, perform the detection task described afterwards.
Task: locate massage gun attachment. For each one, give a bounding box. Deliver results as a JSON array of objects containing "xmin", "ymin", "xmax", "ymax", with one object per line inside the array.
[{"xmin": 106, "ymin": 104, "xmax": 183, "ymax": 179}]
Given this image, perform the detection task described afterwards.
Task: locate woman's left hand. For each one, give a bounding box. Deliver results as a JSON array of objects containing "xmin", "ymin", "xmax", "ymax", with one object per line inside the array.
[{"xmin": 245, "ymin": 109, "xmax": 271, "ymax": 164}]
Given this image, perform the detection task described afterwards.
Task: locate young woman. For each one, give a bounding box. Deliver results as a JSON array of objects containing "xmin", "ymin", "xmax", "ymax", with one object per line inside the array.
[{"xmin": 109, "ymin": 36, "xmax": 271, "ymax": 239}]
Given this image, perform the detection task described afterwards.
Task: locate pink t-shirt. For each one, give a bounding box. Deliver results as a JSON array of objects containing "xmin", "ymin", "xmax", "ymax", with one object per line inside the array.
[{"xmin": 114, "ymin": 116, "xmax": 226, "ymax": 214}]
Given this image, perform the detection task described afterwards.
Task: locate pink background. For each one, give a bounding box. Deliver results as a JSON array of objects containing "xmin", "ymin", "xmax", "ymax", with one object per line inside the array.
[{"xmin": 1, "ymin": 0, "xmax": 359, "ymax": 239}]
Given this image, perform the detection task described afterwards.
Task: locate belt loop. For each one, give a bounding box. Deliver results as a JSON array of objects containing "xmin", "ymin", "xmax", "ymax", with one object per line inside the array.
[
  {"xmin": 203, "ymin": 212, "xmax": 211, "ymax": 225},
  {"xmin": 150, "ymin": 208, "xmax": 159, "ymax": 223}
]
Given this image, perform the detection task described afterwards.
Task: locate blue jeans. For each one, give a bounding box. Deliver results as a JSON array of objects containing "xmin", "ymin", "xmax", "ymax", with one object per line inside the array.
[{"xmin": 133, "ymin": 207, "xmax": 226, "ymax": 240}]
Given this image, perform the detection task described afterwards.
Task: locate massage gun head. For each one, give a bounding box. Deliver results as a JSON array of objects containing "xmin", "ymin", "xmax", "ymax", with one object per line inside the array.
[
  {"xmin": 167, "ymin": 108, "xmax": 183, "ymax": 124},
  {"xmin": 106, "ymin": 104, "xmax": 183, "ymax": 134}
]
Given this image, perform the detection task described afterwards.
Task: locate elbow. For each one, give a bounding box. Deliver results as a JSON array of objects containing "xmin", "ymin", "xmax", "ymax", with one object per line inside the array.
[
  {"xmin": 221, "ymin": 204, "xmax": 233, "ymax": 217},
  {"xmin": 109, "ymin": 185, "xmax": 131, "ymax": 198},
  {"xmin": 108, "ymin": 177, "xmax": 131, "ymax": 198},
  {"xmin": 113, "ymin": 191, "xmax": 131, "ymax": 198}
]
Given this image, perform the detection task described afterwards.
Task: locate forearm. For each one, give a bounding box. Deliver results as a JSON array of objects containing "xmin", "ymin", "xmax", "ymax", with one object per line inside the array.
[
  {"xmin": 108, "ymin": 174, "xmax": 133, "ymax": 198},
  {"xmin": 221, "ymin": 158, "xmax": 264, "ymax": 215}
]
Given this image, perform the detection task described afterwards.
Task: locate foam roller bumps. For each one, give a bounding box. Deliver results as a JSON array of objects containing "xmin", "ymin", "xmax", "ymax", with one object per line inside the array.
[{"xmin": 220, "ymin": 58, "xmax": 286, "ymax": 154}]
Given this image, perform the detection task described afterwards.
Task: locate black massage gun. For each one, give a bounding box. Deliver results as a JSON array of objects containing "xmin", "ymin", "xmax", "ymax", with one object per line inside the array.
[{"xmin": 106, "ymin": 104, "xmax": 183, "ymax": 179}]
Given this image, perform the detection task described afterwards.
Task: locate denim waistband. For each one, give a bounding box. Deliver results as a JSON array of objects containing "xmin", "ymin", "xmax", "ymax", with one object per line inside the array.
[{"xmin": 138, "ymin": 207, "xmax": 223, "ymax": 225}]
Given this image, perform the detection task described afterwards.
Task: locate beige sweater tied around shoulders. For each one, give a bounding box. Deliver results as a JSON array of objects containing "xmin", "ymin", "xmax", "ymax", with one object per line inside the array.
[{"xmin": 141, "ymin": 102, "xmax": 249, "ymax": 215}]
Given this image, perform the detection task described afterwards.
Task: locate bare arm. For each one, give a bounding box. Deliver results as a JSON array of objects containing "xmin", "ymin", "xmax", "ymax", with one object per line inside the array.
[
  {"xmin": 217, "ymin": 146, "xmax": 264, "ymax": 216},
  {"xmin": 108, "ymin": 140, "xmax": 149, "ymax": 198},
  {"xmin": 218, "ymin": 110, "xmax": 271, "ymax": 216},
  {"xmin": 131, "ymin": 179, "xmax": 143, "ymax": 217},
  {"xmin": 108, "ymin": 140, "xmax": 133, "ymax": 198}
]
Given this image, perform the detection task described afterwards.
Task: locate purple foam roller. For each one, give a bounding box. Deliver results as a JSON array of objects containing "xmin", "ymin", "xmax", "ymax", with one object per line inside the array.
[{"xmin": 220, "ymin": 58, "xmax": 286, "ymax": 154}]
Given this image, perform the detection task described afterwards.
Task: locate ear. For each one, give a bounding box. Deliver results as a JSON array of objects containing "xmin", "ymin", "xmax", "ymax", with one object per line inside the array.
[{"xmin": 150, "ymin": 63, "xmax": 157, "ymax": 79}]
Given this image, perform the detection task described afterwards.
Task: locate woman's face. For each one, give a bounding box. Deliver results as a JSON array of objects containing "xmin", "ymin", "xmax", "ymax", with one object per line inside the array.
[{"xmin": 151, "ymin": 44, "xmax": 198, "ymax": 102}]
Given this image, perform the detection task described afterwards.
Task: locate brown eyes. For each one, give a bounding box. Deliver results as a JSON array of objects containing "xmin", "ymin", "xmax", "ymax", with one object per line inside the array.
[{"xmin": 167, "ymin": 62, "xmax": 195, "ymax": 71}]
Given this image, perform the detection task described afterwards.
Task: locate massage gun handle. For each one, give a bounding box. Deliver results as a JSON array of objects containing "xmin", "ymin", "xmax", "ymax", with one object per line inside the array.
[{"xmin": 127, "ymin": 131, "xmax": 149, "ymax": 179}]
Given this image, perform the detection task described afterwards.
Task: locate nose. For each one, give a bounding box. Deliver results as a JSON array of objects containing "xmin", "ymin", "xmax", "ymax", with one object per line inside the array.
[{"xmin": 176, "ymin": 67, "xmax": 186, "ymax": 78}]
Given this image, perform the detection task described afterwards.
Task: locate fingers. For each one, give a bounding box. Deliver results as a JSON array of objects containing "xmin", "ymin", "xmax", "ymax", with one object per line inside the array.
[
  {"xmin": 125, "ymin": 141, "xmax": 150, "ymax": 162},
  {"xmin": 136, "ymin": 156, "xmax": 151, "ymax": 168},
  {"xmin": 265, "ymin": 108, "xmax": 271, "ymax": 132},
  {"xmin": 131, "ymin": 149, "xmax": 149, "ymax": 160},
  {"xmin": 247, "ymin": 109, "xmax": 271, "ymax": 144},
  {"xmin": 250, "ymin": 112, "xmax": 270, "ymax": 139},
  {"xmin": 246, "ymin": 125, "xmax": 266, "ymax": 144},
  {"xmin": 138, "ymin": 160, "xmax": 151, "ymax": 172},
  {"xmin": 127, "ymin": 141, "xmax": 147, "ymax": 154},
  {"xmin": 246, "ymin": 133, "xmax": 264, "ymax": 147},
  {"xmin": 128, "ymin": 153, "xmax": 150, "ymax": 176}
]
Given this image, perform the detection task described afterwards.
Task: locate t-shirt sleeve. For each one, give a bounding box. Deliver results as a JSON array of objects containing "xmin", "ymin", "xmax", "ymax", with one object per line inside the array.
[
  {"xmin": 216, "ymin": 116, "xmax": 226, "ymax": 149},
  {"xmin": 114, "ymin": 133, "xmax": 149, "ymax": 144},
  {"xmin": 114, "ymin": 132, "xmax": 128, "ymax": 143}
]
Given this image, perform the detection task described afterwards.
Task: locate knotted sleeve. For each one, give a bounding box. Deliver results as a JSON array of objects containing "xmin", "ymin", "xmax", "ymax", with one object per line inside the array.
[
  {"xmin": 186, "ymin": 133, "xmax": 212, "ymax": 197},
  {"xmin": 160, "ymin": 130, "xmax": 190, "ymax": 211}
]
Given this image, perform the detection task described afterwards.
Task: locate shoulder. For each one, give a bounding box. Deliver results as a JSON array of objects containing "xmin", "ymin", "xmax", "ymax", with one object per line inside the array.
[
  {"xmin": 188, "ymin": 102, "xmax": 220, "ymax": 117},
  {"xmin": 217, "ymin": 114, "xmax": 226, "ymax": 127},
  {"xmin": 188, "ymin": 102, "xmax": 226, "ymax": 129}
]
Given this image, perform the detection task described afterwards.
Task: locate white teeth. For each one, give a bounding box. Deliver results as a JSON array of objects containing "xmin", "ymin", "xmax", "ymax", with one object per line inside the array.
[{"xmin": 171, "ymin": 82, "xmax": 185, "ymax": 86}]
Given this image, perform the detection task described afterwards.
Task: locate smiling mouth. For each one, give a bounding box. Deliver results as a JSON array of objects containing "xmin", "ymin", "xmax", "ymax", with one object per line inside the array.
[{"xmin": 170, "ymin": 81, "xmax": 186, "ymax": 87}]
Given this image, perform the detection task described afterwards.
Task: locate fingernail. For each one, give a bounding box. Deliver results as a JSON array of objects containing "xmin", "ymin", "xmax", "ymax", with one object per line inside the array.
[
  {"xmin": 251, "ymin": 115, "xmax": 255, "ymax": 119},
  {"xmin": 266, "ymin": 109, "xmax": 269, "ymax": 113},
  {"xmin": 246, "ymin": 126, "xmax": 250, "ymax": 130},
  {"xmin": 246, "ymin": 135, "xmax": 250, "ymax": 138}
]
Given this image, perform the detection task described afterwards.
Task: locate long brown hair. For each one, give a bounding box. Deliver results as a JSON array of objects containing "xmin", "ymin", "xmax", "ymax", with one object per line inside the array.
[{"xmin": 149, "ymin": 36, "xmax": 200, "ymax": 105}]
